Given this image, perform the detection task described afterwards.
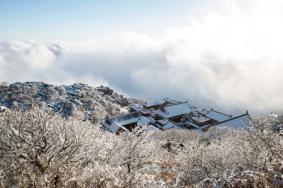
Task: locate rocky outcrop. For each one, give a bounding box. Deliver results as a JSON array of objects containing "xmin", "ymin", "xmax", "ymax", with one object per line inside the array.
[{"xmin": 0, "ymin": 82, "xmax": 133, "ymax": 123}]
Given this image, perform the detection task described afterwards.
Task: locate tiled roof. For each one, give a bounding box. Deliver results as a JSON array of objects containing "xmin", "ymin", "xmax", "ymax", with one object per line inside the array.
[
  {"xmin": 205, "ymin": 109, "xmax": 231, "ymax": 122},
  {"xmin": 155, "ymin": 102, "xmax": 193, "ymax": 119},
  {"xmin": 102, "ymin": 100, "xmax": 251, "ymax": 133},
  {"xmin": 214, "ymin": 113, "xmax": 251, "ymax": 129}
]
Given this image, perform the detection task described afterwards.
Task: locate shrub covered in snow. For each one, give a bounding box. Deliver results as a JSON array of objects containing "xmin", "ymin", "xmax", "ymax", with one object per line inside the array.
[
  {"xmin": 0, "ymin": 82, "xmax": 131, "ymax": 122},
  {"xmin": 0, "ymin": 105, "xmax": 282, "ymax": 187}
]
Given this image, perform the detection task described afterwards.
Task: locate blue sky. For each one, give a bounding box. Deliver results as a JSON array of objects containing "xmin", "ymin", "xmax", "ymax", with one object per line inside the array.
[
  {"xmin": 1, "ymin": 0, "xmax": 282, "ymax": 113},
  {"xmin": 0, "ymin": 0, "xmax": 203, "ymax": 41}
]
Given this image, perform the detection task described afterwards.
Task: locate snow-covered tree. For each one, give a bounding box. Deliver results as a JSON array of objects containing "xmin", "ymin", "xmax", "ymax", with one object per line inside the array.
[{"xmin": 0, "ymin": 107, "xmax": 282, "ymax": 187}]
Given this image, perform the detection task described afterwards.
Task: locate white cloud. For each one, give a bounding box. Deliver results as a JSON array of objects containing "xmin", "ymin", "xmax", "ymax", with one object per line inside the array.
[{"xmin": 1, "ymin": 0, "xmax": 283, "ymax": 114}]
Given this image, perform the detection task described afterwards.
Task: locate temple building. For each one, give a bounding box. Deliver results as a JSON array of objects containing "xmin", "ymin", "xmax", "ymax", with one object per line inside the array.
[{"xmin": 102, "ymin": 99, "xmax": 251, "ymax": 134}]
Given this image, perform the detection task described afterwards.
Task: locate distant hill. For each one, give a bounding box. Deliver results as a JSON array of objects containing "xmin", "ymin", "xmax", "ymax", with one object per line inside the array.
[{"xmin": 0, "ymin": 82, "xmax": 138, "ymax": 123}]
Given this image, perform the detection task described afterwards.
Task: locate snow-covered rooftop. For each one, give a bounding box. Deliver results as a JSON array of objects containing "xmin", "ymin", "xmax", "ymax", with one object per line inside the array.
[
  {"xmin": 155, "ymin": 102, "xmax": 193, "ymax": 119},
  {"xmin": 205, "ymin": 109, "xmax": 232, "ymax": 122},
  {"xmin": 0, "ymin": 106, "xmax": 8, "ymax": 112},
  {"xmin": 191, "ymin": 116, "xmax": 211, "ymax": 124},
  {"xmin": 214, "ymin": 113, "xmax": 251, "ymax": 129},
  {"xmin": 104, "ymin": 112, "xmax": 153, "ymax": 133},
  {"xmin": 157, "ymin": 119, "xmax": 180, "ymax": 129},
  {"xmin": 102, "ymin": 99, "xmax": 251, "ymax": 133}
]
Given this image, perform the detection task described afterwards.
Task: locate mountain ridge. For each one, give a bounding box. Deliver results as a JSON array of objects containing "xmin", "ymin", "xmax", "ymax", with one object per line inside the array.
[{"xmin": 0, "ymin": 81, "xmax": 138, "ymax": 123}]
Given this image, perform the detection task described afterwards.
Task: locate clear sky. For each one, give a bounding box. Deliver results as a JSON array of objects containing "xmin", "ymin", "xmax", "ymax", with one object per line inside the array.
[{"xmin": 0, "ymin": 0, "xmax": 203, "ymax": 41}]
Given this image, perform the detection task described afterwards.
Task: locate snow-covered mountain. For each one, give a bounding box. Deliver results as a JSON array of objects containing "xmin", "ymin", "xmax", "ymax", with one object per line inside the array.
[{"xmin": 0, "ymin": 82, "xmax": 137, "ymax": 123}]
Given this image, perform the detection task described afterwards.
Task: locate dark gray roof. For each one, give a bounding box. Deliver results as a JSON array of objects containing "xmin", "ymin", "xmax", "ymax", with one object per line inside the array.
[
  {"xmin": 102, "ymin": 121, "xmax": 127, "ymax": 133},
  {"xmin": 205, "ymin": 109, "xmax": 232, "ymax": 122},
  {"xmin": 155, "ymin": 102, "xmax": 193, "ymax": 119},
  {"xmin": 157, "ymin": 119, "xmax": 180, "ymax": 129},
  {"xmin": 163, "ymin": 98, "xmax": 186, "ymax": 105},
  {"xmin": 144, "ymin": 100, "xmax": 163, "ymax": 108},
  {"xmin": 102, "ymin": 99, "xmax": 252, "ymax": 133},
  {"xmin": 214, "ymin": 113, "xmax": 251, "ymax": 129},
  {"xmin": 104, "ymin": 112, "xmax": 152, "ymax": 133},
  {"xmin": 128, "ymin": 103, "xmax": 144, "ymax": 112}
]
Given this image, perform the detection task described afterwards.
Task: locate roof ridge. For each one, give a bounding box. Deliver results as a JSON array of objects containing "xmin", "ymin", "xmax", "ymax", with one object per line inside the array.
[
  {"xmin": 210, "ymin": 108, "xmax": 232, "ymax": 117},
  {"xmin": 214, "ymin": 113, "xmax": 250, "ymax": 125}
]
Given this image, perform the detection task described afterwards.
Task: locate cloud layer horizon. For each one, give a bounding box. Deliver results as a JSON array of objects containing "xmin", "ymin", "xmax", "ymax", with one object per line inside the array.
[{"xmin": 1, "ymin": 0, "xmax": 283, "ymax": 114}]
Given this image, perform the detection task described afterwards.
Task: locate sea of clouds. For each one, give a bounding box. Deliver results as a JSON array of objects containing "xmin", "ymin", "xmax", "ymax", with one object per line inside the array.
[{"xmin": 1, "ymin": 0, "xmax": 283, "ymax": 114}]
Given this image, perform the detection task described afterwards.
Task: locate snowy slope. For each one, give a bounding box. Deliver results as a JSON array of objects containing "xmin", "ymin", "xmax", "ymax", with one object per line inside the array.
[{"xmin": 0, "ymin": 82, "xmax": 136, "ymax": 123}]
